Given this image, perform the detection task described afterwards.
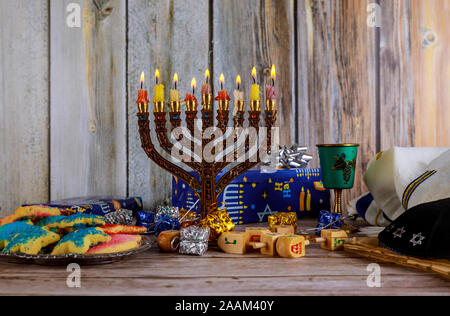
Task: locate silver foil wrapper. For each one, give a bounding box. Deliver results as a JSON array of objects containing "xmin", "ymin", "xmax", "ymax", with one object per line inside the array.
[
  {"xmin": 156, "ymin": 206, "xmax": 179, "ymax": 221},
  {"xmin": 179, "ymin": 240, "xmax": 208, "ymax": 256},
  {"xmin": 179, "ymin": 226, "xmax": 210, "ymax": 256},
  {"xmin": 104, "ymin": 209, "xmax": 134, "ymax": 225},
  {"xmin": 180, "ymin": 226, "xmax": 210, "ymax": 243},
  {"xmin": 276, "ymin": 145, "xmax": 312, "ymax": 169}
]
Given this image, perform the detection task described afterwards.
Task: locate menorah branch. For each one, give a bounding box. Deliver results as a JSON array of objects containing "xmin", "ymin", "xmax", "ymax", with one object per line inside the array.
[
  {"xmin": 137, "ymin": 112, "xmax": 201, "ymax": 192},
  {"xmin": 154, "ymin": 112, "xmax": 202, "ymax": 174},
  {"xmin": 214, "ymin": 110, "xmax": 263, "ymax": 195}
]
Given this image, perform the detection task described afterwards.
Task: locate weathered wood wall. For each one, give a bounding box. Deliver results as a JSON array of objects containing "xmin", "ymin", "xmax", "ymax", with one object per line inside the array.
[
  {"xmin": 128, "ymin": 0, "xmax": 209, "ymax": 208},
  {"xmin": 50, "ymin": 0, "xmax": 127, "ymax": 201},
  {"xmin": 297, "ymin": 0, "xmax": 377, "ymax": 201},
  {"xmin": 410, "ymin": 0, "xmax": 450, "ymax": 147},
  {"xmin": 213, "ymin": 0, "xmax": 295, "ymax": 145},
  {"xmin": 0, "ymin": 0, "xmax": 50, "ymax": 215},
  {"xmin": 1, "ymin": 0, "xmax": 449, "ymax": 216}
]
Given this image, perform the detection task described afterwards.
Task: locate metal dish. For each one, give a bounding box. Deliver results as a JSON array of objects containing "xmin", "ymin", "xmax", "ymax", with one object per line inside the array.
[{"xmin": 0, "ymin": 236, "xmax": 152, "ymax": 266}]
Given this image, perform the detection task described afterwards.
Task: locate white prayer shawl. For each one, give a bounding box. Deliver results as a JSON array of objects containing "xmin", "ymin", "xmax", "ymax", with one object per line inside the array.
[{"xmin": 349, "ymin": 147, "xmax": 450, "ymax": 226}]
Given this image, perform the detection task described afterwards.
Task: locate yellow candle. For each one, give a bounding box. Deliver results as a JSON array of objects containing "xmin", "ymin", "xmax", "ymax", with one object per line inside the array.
[
  {"xmin": 251, "ymin": 84, "xmax": 260, "ymax": 101},
  {"xmin": 299, "ymin": 187, "xmax": 305, "ymax": 212},
  {"xmin": 306, "ymin": 189, "xmax": 311, "ymax": 211},
  {"xmin": 250, "ymin": 67, "xmax": 260, "ymax": 101},
  {"xmin": 153, "ymin": 69, "xmax": 165, "ymax": 103},
  {"xmin": 170, "ymin": 73, "xmax": 180, "ymax": 102},
  {"xmin": 170, "ymin": 90, "xmax": 179, "ymax": 103}
]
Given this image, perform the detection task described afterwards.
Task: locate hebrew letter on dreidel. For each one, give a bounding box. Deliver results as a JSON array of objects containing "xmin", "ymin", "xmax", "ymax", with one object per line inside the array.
[{"xmin": 218, "ymin": 232, "xmax": 249, "ymax": 254}]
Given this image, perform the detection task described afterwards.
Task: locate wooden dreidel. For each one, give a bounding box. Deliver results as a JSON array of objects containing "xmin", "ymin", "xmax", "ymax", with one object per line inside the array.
[
  {"xmin": 157, "ymin": 230, "xmax": 180, "ymax": 253},
  {"xmin": 245, "ymin": 227, "xmax": 271, "ymax": 243},
  {"xmin": 252, "ymin": 232, "xmax": 283, "ymax": 256},
  {"xmin": 218, "ymin": 232, "xmax": 250, "ymax": 255},
  {"xmin": 276, "ymin": 235, "xmax": 309, "ymax": 258},
  {"xmin": 273, "ymin": 225, "xmax": 295, "ymax": 235},
  {"xmin": 314, "ymin": 229, "xmax": 348, "ymax": 251}
]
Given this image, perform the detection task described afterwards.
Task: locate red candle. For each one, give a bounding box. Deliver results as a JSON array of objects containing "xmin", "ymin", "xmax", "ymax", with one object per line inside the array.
[
  {"xmin": 185, "ymin": 78, "xmax": 198, "ymax": 103},
  {"xmin": 185, "ymin": 94, "xmax": 198, "ymax": 102},
  {"xmin": 137, "ymin": 72, "xmax": 149, "ymax": 104},
  {"xmin": 202, "ymin": 69, "xmax": 212, "ymax": 95},
  {"xmin": 215, "ymin": 73, "xmax": 231, "ymax": 101}
]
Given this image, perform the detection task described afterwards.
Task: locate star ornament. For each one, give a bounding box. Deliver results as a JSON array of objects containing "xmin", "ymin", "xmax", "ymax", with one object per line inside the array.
[
  {"xmin": 410, "ymin": 233, "xmax": 426, "ymax": 247},
  {"xmin": 393, "ymin": 227, "xmax": 406, "ymax": 239}
]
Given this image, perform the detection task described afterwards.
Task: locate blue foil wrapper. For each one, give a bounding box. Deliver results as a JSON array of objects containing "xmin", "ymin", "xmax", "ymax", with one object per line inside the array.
[
  {"xmin": 154, "ymin": 215, "xmax": 180, "ymax": 237},
  {"xmin": 316, "ymin": 210, "xmax": 342, "ymax": 236},
  {"xmin": 136, "ymin": 211, "xmax": 155, "ymax": 231}
]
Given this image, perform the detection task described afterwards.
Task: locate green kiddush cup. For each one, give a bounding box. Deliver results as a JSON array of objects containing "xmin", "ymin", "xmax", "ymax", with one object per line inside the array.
[
  {"xmin": 317, "ymin": 144, "xmax": 359, "ymax": 215},
  {"xmin": 317, "ymin": 144, "xmax": 360, "ymax": 189}
]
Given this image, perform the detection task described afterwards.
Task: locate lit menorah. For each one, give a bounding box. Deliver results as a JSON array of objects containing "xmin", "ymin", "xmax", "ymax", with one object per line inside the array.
[{"xmin": 136, "ymin": 71, "xmax": 278, "ymax": 220}]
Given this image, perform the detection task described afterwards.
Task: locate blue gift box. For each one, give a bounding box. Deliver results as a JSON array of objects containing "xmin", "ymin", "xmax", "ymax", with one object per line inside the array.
[
  {"xmin": 172, "ymin": 168, "xmax": 331, "ymax": 224},
  {"xmin": 26, "ymin": 197, "xmax": 143, "ymax": 217}
]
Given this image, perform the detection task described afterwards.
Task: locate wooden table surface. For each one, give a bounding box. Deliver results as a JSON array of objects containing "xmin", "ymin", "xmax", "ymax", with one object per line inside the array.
[{"xmin": 0, "ymin": 220, "xmax": 448, "ymax": 296}]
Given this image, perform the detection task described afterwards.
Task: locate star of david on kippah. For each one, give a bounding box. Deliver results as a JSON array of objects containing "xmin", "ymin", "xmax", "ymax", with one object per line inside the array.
[
  {"xmin": 410, "ymin": 233, "xmax": 426, "ymax": 247},
  {"xmin": 385, "ymin": 225, "xmax": 395, "ymax": 233},
  {"xmin": 393, "ymin": 227, "xmax": 406, "ymax": 239}
]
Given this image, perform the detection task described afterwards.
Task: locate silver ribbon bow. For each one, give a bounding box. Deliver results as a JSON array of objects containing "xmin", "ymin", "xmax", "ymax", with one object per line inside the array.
[{"xmin": 277, "ymin": 145, "xmax": 313, "ymax": 169}]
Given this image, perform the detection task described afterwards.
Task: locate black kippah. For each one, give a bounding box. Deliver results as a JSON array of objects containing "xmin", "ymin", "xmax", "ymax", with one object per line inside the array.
[{"xmin": 379, "ymin": 198, "xmax": 450, "ymax": 259}]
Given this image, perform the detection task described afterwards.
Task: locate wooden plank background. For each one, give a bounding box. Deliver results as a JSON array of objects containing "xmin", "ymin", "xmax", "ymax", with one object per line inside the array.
[
  {"xmin": 50, "ymin": 0, "xmax": 127, "ymax": 201},
  {"xmin": 213, "ymin": 0, "xmax": 295, "ymax": 145},
  {"xmin": 0, "ymin": 0, "xmax": 50, "ymax": 215},
  {"xmin": 128, "ymin": 0, "xmax": 209, "ymax": 208},
  {"xmin": 0, "ymin": 0, "xmax": 449, "ymax": 216},
  {"xmin": 297, "ymin": 0, "xmax": 377, "ymax": 201}
]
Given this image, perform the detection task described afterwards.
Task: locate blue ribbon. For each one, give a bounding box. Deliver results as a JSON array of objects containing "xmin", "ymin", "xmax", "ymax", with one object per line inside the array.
[{"xmin": 154, "ymin": 214, "xmax": 180, "ymax": 237}]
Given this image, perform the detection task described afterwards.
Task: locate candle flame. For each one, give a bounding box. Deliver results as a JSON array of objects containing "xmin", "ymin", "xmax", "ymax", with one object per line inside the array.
[
  {"xmin": 236, "ymin": 75, "xmax": 241, "ymax": 86},
  {"xmin": 155, "ymin": 69, "xmax": 160, "ymax": 81},
  {"xmin": 140, "ymin": 72, "xmax": 145, "ymax": 84},
  {"xmin": 219, "ymin": 73, "xmax": 225, "ymax": 85},
  {"xmin": 191, "ymin": 77, "xmax": 197, "ymax": 90},
  {"xmin": 271, "ymin": 64, "xmax": 276, "ymax": 81},
  {"xmin": 205, "ymin": 69, "xmax": 210, "ymax": 80},
  {"xmin": 173, "ymin": 73, "xmax": 178, "ymax": 84},
  {"xmin": 252, "ymin": 67, "xmax": 257, "ymax": 80}
]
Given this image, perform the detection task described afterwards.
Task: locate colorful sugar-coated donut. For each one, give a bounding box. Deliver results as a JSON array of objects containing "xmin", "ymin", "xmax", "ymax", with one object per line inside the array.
[
  {"xmin": 86, "ymin": 234, "xmax": 142, "ymax": 255},
  {"xmin": 2, "ymin": 225, "xmax": 61, "ymax": 255},
  {"xmin": 51, "ymin": 227, "xmax": 111, "ymax": 255},
  {"xmin": 99, "ymin": 224, "xmax": 147, "ymax": 235},
  {"xmin": 37, "ymin": 213, "xmax": 105, "ymax": 229},
  {"xmin": 0, "ymin": 206, "xmax": 62, "ymax": 226},
  {"xmin": 0, "ymin": 221, "xmax": 35, "ymax": 250}
]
